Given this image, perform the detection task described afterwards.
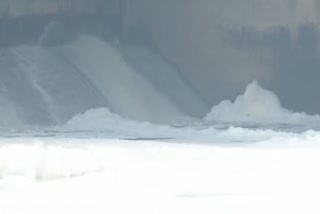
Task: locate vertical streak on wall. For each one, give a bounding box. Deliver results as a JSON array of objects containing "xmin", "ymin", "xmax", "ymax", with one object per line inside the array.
[
  {"xmin": 0, "ymin": 0, "xmax": 9, "ymax": 17},
  {"xmin": 120, "ymin": 0, "xmax": 131, "ymax": 35},
  {"xmin": 116, "ymin": 0, "xmax": 124, "ymax": 39},
  {"xmin": 120, "ymin": 0, "xmax": 130, "ymax": 41}
]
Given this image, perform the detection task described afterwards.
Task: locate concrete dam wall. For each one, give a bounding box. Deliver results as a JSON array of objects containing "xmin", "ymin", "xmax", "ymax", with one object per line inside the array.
[
  {"xmin": 124, "ymin": 0, "xmax": 320, "ymax": 114},
  {"xmin": 0, "ymin": 0, "xmax": 122, "ymax": 47},
  {"xmin": 0, "ymin": 0, "xmax": 320, "ymax": 129},
  {"xmin": 0, "ymin": 0, "xmax": 210, "ymax": 129},
  {"xmin": 0, "ymin": 0, "xmax": 117, "ymax": 17}
]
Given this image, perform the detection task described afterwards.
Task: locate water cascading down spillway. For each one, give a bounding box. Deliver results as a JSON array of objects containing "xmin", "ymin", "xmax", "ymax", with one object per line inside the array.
[{"xmin": 0, "ymin": 0, "xmax": 209, "ymax": 130}]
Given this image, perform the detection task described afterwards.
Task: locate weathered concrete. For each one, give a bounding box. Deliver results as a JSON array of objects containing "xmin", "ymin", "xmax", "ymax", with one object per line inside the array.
[
  {"xmin": 124, "ymin": 0, "xmax": 320, "ymax": 113},
  {"xmin": 0, "ymin": 0, "xmax": 121, "ymax": 47},
  {"xmin": 0, "ymin": 0, "xmax": 119, "ymax": 17},
  {"xmin": 1, "ymin": 0, "xmax": 320, "ymax": 113}
]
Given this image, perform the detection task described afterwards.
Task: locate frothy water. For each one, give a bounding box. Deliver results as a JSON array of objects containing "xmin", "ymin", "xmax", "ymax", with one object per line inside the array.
[
  {"xmin": 1, "ymin": 80, "xmax": 320, "ymax": 180},
  {"xmin": 2, "ymin": 37, "xmax": 320, "ymax": 181},
  {"xmin": 205, "ymin": 81, "xmax": 320, "ymax": 126}
]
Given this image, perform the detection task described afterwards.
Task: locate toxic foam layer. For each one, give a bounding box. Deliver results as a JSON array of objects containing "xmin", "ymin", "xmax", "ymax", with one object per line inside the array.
[
  {"xmin": 0, "ymin": 142, "xmax": 102, "ymax": 180},
  {"xmin": 205, "ymin": 81, "xmax": 320, "ymax": 124},
  {"xmin": 1, "ymin": 104, "xmax": 320, "ymax": 180},
  {"xmin": 1, "ymin": 131, "xmax": 320, "ymax": 214},
  {"xmin": 0, "ymin": 128, "xmax": 320, "ymax": 180}
]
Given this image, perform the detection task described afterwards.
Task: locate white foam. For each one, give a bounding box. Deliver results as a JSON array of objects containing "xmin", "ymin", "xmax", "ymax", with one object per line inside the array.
[
  {"xmin": 0, "ymin": 129, "xmax": 315, "ymax": 179},
  {"xmin": 1, "ymin": 131, "xmax": 320, "ymax": 213},
  {"xmin": 60, "ymin": 107, "xmax": 197, "ymax": 140},
  {"xmin": 0, "ymin": 141, "xmax": 102, "ymax": 180},
  {"xmin": 2, "ymin": 114, "xmax": 320, "ymax": 181},
  {"xmin": 205, "ymin": 81, "xmax": 320, "ymax": 124},
  {"xmin": 63, "ymin": 108, "xmax": 150, "ymax": 131}
]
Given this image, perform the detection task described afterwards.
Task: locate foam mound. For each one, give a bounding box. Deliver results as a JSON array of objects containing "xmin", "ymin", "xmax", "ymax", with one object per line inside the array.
[
  {"xmin": 62, "ymin": 108, "xmax": 150, "ymax": 131},
  {"xmin": 205, "ymin": 81, "xmax": 320, "ymax": 124}
]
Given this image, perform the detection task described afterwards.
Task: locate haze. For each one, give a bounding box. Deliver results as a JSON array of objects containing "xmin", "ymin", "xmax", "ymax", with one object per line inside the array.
[{"xmin": 0, "ymin": 0, "xmax": 320, "ymax": 128}]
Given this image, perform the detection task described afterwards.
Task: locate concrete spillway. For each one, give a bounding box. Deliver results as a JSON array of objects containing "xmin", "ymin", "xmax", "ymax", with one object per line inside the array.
[
  {"xmin": 0, "ymin": 33, "xmax": 209, "ymax": 129},
  {"xmin": 1, "ymin": 0, "xmax": 320, "ymax": 130}
]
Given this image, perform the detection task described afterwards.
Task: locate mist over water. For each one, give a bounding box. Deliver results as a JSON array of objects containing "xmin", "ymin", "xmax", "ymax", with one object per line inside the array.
[
  {"xmin": 0, "ymin": 32, "xmax": 209, "ymax": 130},
  {"xmin": 0, "ymin": 31, "xmax": 319, "ymax": 131},
  {"xmin": 1, "ymin": 1, "xmax": 320, "ymax": 129},
  {"xmin": 129, "ymin": 0, "xmax": 320, "ymax": 114}
]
